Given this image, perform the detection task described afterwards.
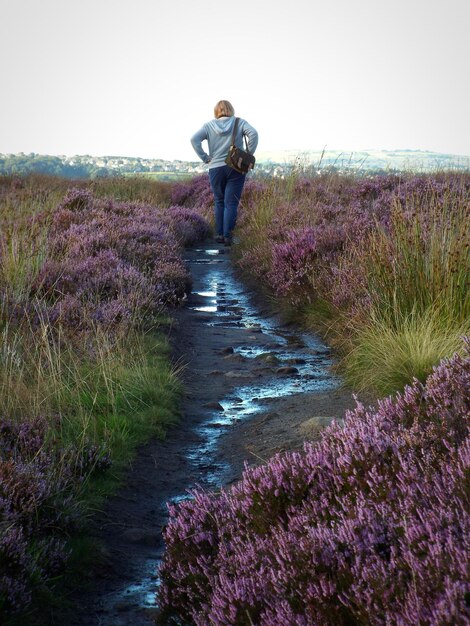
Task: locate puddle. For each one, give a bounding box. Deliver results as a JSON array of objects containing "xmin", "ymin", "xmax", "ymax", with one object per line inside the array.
[
  {"xmin": 194, "ymin": 290, "xmax": 217, "ymax": 297},
  {"xmin": 193, "ymin": 305, "xmax": 218, "ymax": 312},
  {"xmin": 121, "ymin": 579, "xmax": 159, "ymax": 608},
  {"xmin": 193, "ymin": 248, "xmax": 223, "ymax": 256}
]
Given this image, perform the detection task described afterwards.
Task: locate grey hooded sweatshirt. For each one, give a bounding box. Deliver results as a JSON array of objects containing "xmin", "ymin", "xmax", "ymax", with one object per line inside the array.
[{"xmin": 191, "ymin": 116, "xmax": 258, "ymax": 170}]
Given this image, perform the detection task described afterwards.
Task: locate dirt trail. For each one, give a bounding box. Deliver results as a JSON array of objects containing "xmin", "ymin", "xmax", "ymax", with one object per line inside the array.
[{"xmin": 51, "ymin": 244, "xmax": 356, "ymax": 626}]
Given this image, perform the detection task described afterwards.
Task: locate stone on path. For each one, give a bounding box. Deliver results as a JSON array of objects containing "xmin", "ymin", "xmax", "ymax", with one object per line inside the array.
[{"xmin": 297, "ymin": 416, "xmax": 334, "ymax": 440}]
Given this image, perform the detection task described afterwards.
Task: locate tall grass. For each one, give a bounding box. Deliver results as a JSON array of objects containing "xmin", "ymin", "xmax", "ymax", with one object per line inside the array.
[
  {"xmin": 358, "ymin": 194, "xmax": 469, "ymax": 324},
  {"xmin": 0, "ymin": 227, "xmax": 49, "ymax": 308},
  {"xmin": 342, "ymin": 307, "xmax": 469, "ymax": 394},
  {"xmin": 0, "ymin": 319, "xmax": 179, "ymax": 451},
  {"xmin": 91, "ymin": 174, "xmax": 173, "ymax": 205}
]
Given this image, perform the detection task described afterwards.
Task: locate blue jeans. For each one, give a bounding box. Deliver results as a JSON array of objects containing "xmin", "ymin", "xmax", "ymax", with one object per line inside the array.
[{"xmin": 209, "ymin": 165, "xmax": 246, "ymax": 238}]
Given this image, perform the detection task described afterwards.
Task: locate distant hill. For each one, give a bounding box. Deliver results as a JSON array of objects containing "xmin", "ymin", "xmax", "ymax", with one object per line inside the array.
[{"xmin": 1, "ymin": 149, "xmax": 469, "ymax": 179}]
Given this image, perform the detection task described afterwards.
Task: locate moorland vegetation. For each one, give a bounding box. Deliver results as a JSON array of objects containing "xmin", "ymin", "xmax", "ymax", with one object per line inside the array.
[{"xmin": 0, "ymin": 169, "xmax": 468, "ymax": 624}]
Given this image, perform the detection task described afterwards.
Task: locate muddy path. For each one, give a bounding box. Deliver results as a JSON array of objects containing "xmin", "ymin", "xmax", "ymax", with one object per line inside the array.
[{"xmin": 51, "ymin": 244, "xmax": 356, "ymax": 626}]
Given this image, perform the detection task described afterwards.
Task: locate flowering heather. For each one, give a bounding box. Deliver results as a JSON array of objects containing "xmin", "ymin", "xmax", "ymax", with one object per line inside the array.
[
  {"xmin": 268, "ymin": 228, "xmax": 318, "ymax": 305},
  {"xmin": 235, "ymin": 172, "xmax": 470, "ymax": 306},
  {"xmin": 170, "ymin": 175, "xmax": 214, "ymax": 215},
  {"xmin": 158, "ymin": 341, "xmax": 470, "ymax": 625},
  {"xmin": 0, "ymin": 415, "xmax": 110, "ymax": 616},
  {"xmin": 56, "ymin": 186, "xmax": 94, "ymax": 213},
  {"xmin": 32, "ymin": 188, "xmax": 209, "ymax": 329},
  {"xmin": 34, "ymin": 250, "xmax": 156, "ymax": 328},
  {"xmin": 165, "ymin": 205, "xmax": 211, "ymax": 246}
]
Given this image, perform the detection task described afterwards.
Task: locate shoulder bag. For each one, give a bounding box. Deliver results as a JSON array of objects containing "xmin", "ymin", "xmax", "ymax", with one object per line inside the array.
[{"xmin": 225, "ymin": 117, "xmax": 255, "ymax": 174}]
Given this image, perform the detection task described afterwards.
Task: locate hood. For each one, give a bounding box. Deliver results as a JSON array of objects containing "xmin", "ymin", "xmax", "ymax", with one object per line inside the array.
[{"xmin": 206, "ymin": 116, "xmax": 235, "ymax": 136}]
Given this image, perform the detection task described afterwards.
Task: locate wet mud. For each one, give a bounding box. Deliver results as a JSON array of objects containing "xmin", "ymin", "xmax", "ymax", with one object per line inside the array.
[{"xmin": 51, "ymin": 244, "xmax": 356, "ymax": 626}]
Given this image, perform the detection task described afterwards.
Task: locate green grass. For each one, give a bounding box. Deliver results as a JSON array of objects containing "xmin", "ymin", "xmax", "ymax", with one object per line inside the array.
[
  {"xmin": 63, "ymin": 330, "xmax": 181, "ymax": 459},
  {"xmin": 341, "ymin": 307, "xmax": 469, "ymax": 395},
  {"xmin": 0, "ymin": 317, "xmax": 181, "ymax": 625},
  {"xmin": 0, "ymin": 316, "xmax": 180, "ymax": 463}
]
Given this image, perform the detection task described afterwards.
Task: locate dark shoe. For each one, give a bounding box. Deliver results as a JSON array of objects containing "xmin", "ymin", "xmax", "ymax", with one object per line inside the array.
[
  {"xmin": 224, "ymin": 237, "xmax": 232, "ymax": 247},
  {"xmin": 215, "ymin": 235, "xmax": 224, "ymax": 244}
]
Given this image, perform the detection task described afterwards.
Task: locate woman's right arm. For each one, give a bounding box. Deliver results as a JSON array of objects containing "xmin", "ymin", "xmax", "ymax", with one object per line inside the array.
[{"xmin": 191, "ymin": 126, "xmax": 211, "ymax": 163}]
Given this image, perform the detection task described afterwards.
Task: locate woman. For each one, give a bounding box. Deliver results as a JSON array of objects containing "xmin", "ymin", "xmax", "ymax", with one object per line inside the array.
[{"xmin": 191, "ymin": 100, "xmax": 258, "ymax": 246}]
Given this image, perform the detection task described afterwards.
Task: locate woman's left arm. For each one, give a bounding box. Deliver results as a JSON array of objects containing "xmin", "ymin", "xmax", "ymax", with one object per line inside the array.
[{"xmin": 241, "ymin": 120, "xmax": 259, "ymax": 154}]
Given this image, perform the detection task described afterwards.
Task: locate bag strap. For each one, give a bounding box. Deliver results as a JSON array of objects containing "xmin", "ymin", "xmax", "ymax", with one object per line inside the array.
[
  {"xmin": 230, "ymin": 117, "xmax": 239, "ymax": 146},
  {"xmin": 230, "ymin": 117, "xmax": 249, "ymax": 151}
]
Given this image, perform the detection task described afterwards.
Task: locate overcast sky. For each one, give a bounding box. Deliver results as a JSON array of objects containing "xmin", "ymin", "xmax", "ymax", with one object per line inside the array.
[{"xmin": 1, "ymin": 0, "xmax": 469, "ymax": 161}]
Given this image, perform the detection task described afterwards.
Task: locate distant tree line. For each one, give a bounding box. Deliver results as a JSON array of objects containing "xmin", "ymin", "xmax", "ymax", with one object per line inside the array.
[{"xmin": 0, "ymin": 154, "xmax": 117, "ymax": 178}]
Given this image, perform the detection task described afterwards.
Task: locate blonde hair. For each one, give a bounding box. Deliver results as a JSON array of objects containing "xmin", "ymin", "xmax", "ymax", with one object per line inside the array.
[{"xmin": 214, "ymin": 100, "xmax": 235, "ymax": 118}]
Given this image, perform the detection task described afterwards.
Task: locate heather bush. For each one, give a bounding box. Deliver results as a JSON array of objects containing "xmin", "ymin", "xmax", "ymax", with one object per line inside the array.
[
  {"xmin": 0, "ymin": 415, "xmax": 110, "ymax": 616},
  {"xmin": 170, "ymin": 174, "xmax": 213, "ymax": 214},
  {"xmin": 34, "ymin": 251, "xmax": 155, "ymax": 328},
  {"xmin": 158, "ymin": 341, "xmax": 470, "ymax": 625},
  {"xmin": 31, "ymin": 188, "xmax": 209, "ymax": 329},
  {"xmin": 268, "ymin": 228, "xmax": 318, "ymax": 305},
  {"xmin": 165, "ymin": 205, "xmax": 211, "ymax": 246}
]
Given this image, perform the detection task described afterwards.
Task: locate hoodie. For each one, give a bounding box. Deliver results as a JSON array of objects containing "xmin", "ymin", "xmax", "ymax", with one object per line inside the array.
[{"xmin": 190, "ymin": 116, "xmax": 258, "ymax": 170}]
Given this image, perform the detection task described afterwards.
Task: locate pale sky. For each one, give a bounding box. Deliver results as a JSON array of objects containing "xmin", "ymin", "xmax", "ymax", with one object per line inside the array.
[{"xmin": 1, "ymin": 0, "xmax": 469, "ymax": 161}]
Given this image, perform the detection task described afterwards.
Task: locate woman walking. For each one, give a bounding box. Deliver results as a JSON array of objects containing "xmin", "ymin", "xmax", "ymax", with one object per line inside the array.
[{"xmin": 191, "ymin": 100, "xmax": 258, "ymax": 246}]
